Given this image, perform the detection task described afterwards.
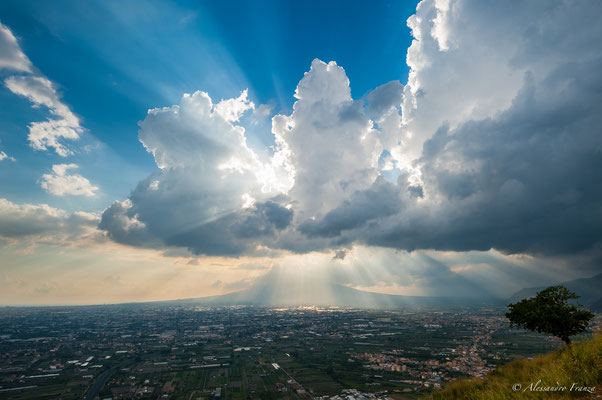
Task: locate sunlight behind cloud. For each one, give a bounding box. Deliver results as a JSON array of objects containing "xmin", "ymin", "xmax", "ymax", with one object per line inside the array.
[{"xmin": 1, "ymin": 0, "xmax": 601, "ymax": 305}]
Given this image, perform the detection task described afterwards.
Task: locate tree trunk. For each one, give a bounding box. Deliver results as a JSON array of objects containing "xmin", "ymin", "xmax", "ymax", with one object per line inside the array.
[{"xmin": 561, "ymin": 336, "xmax": 571, "ymax": 345}]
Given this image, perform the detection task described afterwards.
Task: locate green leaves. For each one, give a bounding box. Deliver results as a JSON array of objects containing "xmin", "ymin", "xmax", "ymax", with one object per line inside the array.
[{"xmin": 506, "ymin": 285, "xmax": 594, "ymax": 345}]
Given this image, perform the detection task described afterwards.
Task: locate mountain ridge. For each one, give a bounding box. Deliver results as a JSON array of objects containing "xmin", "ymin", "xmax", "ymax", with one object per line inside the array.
[
  {"xmin": 165, "ymin": 282, "xmax": 502, "ymax": 308},
  {"xmin": 509, "ymin": 272, "xmax": 602, "ymax": 312}
]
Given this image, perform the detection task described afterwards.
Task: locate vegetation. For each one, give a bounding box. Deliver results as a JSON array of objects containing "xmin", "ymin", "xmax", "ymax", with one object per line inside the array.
[
  {"xmin": 423, "ymin": 331, "xmax": 602, "ymax": 400},
  {"xmin": 506, "ymin": 286, "xmax": 594, "ymax": 345}
]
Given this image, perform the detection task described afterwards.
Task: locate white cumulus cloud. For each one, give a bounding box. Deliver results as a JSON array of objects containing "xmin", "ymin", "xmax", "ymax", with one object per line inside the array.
[
  {"xmin": 40, "ymin": 164, "xmax": 98, "ymax": 197},
  {"xmin": 273, "ymin": 59, "xmax": 381, "ymax": 219},
  {"xmin": 100, "ymin": 89, "xmax": 293, "ymax": 255}
]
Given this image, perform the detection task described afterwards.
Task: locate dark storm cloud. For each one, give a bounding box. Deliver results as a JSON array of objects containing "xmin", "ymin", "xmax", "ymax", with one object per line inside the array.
[
  {"xmin": 101, "ymin": 195, "xmax": 293, "ymax": 256},
  {"xmin": 290, "ymin": 56, "xmax": 602, "ymax": 257},
  {"xmin": 298, "ymin": 177, "xmax": 401, "ymax": 238},
  {"xmin": 230, "ymin": 201, "xmax": 293, "ymax": 239},
  {"xmin": 364, "ymin": 61, "xmax": 602, "ymax": 254},
  {"xmin": 332, "ymin": 250, "xmax": 347, "ymax": 260}
]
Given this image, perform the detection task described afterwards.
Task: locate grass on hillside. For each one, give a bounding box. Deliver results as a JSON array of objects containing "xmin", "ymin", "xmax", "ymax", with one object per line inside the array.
[{"xmin": 423, "ymin": 331, "xmax": 602, "ymax": 399}]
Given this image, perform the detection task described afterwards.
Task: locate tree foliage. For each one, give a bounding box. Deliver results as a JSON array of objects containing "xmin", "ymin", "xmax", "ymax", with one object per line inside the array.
[{"xmin": 506, "ymin": 285, "xmax": 594, "ymax": 345}]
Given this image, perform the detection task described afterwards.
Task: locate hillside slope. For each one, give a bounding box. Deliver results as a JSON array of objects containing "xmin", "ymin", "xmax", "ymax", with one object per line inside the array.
[{"xmin": 424, "ymin": 332, "xmax": 602, "ymax": 399}]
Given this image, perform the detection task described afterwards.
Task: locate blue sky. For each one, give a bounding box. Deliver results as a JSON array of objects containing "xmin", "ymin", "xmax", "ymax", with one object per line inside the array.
[
  {"xmin": 0, "ymin": 0, "xmax": 416, "ymax": 213},
  {"xmin": 1, "ymin": 0, "xmax": 601, "ymax": 305}
]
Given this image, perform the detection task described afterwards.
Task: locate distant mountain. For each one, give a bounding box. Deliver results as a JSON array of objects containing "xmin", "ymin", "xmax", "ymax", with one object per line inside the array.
[
  {"xmin": 509, "ymin": 273, "xmax": 602, "ymax": 312},
  {"xmin": 171, "ymin": 281, "xmax": 501, "ymax": 308}
]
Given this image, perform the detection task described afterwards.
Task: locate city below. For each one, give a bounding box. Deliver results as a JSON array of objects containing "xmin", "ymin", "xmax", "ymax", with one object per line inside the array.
[{"xmin": 1, "ymin": 303, "xmax": 599, "ymax": 400}]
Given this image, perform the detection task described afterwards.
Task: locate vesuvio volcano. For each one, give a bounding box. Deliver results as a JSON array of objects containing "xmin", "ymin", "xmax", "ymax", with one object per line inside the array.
[{"xmin": 166, "ymin": 274, "xmax": 500, "ymax": 308}]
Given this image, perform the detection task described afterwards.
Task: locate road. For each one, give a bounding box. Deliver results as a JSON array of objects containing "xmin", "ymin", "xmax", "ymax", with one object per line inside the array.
[{"xmin": 84, "ymin": 360, "xmax": 135, "ymax": 400}]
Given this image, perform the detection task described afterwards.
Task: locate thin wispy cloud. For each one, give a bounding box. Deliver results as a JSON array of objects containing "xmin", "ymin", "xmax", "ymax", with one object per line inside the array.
[
  {"xmin": 1, "ymin": 23, "xmax": 85, "ymax": 156},
  {"xmin": 0, "ymin": 151, "xmax": 15, "ymax": 162},
  {"xmin": 0, "ymin": 22, "xmax": 32, "ymax": 72}
]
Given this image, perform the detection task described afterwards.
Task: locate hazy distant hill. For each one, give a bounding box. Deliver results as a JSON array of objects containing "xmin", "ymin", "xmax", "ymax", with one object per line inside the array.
[
  {"xmin": 509, "ymin": 273, "xmax": 602, "ymax": 312},
  {"xmin": 174, "ymin": 281, "xmax": 501, "ymax": 308}
]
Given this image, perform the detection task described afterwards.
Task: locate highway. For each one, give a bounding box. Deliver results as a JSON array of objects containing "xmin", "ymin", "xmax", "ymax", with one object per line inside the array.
[{"xmin": 84, "ymin": 360, "xmax": 135, "ymax": 400}]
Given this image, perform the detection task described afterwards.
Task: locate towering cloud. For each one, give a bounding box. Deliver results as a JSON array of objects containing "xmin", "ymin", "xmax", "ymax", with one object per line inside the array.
[
  {"xmin": 289, "ymin": 0, "xmax": 602, "ymax": 255},
  {"xmin": 100, "ymin": 0, "xmax": 602, "ymax": 261},
  {"xmin": 273, "ymin": 59, "xmax": 381, "ymax": 218},
  {"xmin": 368, "ymin": 0, "xmax": 602, "ymax": 254},
  {"xmin": 397, "ymin": 0, "xmax": 602, "ymax": 169}
]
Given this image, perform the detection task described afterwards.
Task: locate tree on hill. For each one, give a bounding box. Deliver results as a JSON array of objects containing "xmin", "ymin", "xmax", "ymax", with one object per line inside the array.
[{"xmin": 506, "ymin": 285, "xmax": 594, "ymax": 345}]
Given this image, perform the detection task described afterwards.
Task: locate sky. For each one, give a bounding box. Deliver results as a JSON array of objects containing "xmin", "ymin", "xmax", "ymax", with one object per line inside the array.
[{"xmin": 0, "ymin": 0, "xmax": 601, "ymax": 305}]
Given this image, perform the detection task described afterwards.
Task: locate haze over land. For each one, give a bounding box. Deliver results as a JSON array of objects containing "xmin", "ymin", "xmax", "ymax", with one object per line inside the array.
[{"xmin": 1, "ymin": 0, "xmax": 602, "ymax": 305}]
